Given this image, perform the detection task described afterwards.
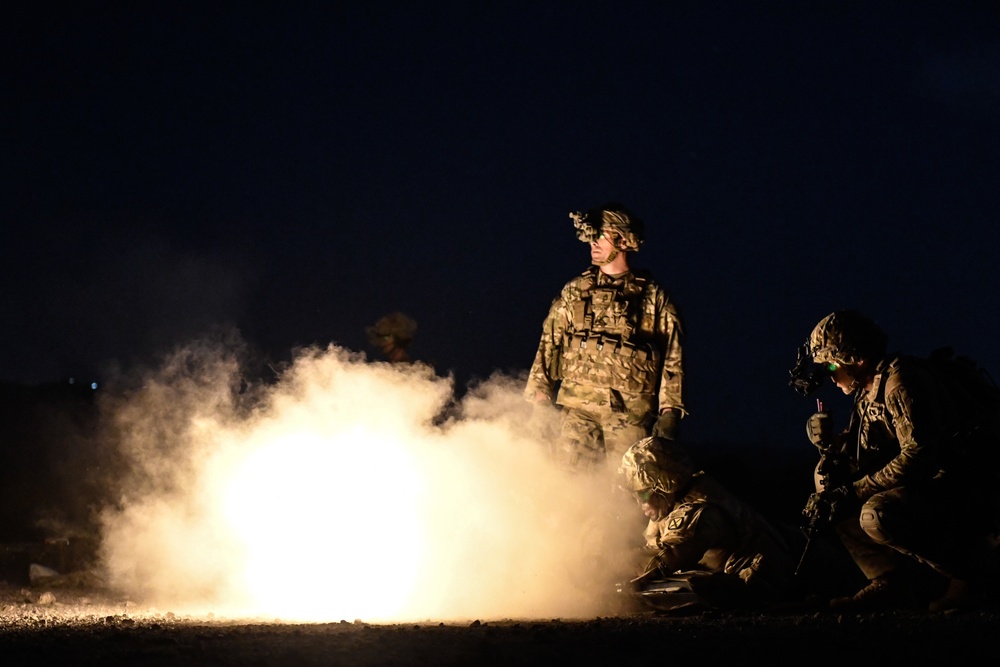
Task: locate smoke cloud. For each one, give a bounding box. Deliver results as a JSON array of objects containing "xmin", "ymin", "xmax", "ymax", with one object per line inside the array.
[{"xmin": 95, "ymin": 334, "xmax": 639, "ymax": 622}]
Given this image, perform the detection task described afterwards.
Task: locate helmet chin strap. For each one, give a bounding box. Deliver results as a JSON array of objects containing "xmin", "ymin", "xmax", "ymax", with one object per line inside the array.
[
  {"xmin": 846, "ymin": 365, "xmax": 868, "ymax": 394},
  {"xmin": 596, "ymin": 247, "xmax": 619, "ymax": 265}
]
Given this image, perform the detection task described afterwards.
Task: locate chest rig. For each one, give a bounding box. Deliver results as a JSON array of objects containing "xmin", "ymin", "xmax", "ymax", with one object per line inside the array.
[
  {"xmin": 850, "ymin": 358, "xmax": 924, "ymax": 476},
  {"xmin": 854, "ymin": 354, "xmax": 1000, "ymax": 473},
  {"xmin": 854, "ymin": 371, "xmax": 893, "ymax": 466},
  {"xmin": 560, "ymin": 267, "xmax": 661, "ymax": 394}
]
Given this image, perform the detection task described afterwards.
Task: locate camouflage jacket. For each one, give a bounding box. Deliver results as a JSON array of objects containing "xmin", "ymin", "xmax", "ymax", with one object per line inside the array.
[
  {"xmin": 643, "ymin": 475, "xmax": 796, "ymax": 596},
  {"xmin": 842, "ymin": 354, "xmax": 972, "ymax": 501},
  {"xmin": 524, "ymin": 266, "xmax": 684, "ymax": 417}
]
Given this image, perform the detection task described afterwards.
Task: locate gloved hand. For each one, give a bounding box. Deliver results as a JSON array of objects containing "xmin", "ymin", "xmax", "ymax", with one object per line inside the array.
[
  {"xmin": 802, "ymin": 484, "xmax": 857, "ymax": 530},
  {"xmin": 652, "ymin": 409, "xmax": 680, "ymax": 440},
  {"xmin": 805, "ymin": 411, "xmax": 833, "ymax": 450}
]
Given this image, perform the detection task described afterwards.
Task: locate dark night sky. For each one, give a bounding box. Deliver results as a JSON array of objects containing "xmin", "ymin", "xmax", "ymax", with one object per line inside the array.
[{"xmin": 3, "ymin": 2, "xmax": 1000, "ymax": 448}]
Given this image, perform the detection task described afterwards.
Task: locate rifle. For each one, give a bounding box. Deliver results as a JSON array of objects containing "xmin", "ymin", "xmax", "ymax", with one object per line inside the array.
[
  {"xmin": 795, "ymin": 490, "xmax": 834, "ymax": 577},
  {"xmin": 794, "ymin": 400, "xmax": 854, "ymax": 578}
]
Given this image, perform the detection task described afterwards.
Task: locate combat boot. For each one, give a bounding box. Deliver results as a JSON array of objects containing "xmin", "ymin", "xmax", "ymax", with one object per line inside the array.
[
  {"xmin": 829, "ymin": 573, "xmax": 912, "ymax": 612},
  {"xmin": 928, "ymin": 578, "xmax": 984, "ymax": 612}
]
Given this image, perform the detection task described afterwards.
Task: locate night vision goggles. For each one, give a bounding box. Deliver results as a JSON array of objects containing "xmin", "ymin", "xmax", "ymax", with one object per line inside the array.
[
  {"xmin": 788, "ymin": 341, "xmax": 833, "ymax": 396},
  {"xmin": 570, "ymin": 210, "xmax": 601, "ymax": 243}
]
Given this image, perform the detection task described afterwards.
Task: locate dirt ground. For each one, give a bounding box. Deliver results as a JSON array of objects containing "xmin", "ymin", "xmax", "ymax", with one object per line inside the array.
[
  {"xmin": 1, "ymin": 579, "xmax": 997, "ymax": 667},
  {"xmin": 0, "ymin": 413, "xmax": 993, "ymax": 666}
]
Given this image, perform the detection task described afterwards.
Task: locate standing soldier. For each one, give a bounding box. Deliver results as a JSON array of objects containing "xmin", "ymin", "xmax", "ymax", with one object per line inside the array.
[
  {"xmin": 791, "ymin": 309, "xmax": 1000, "ymax": 611},
  {"xmin": 524, "ymin": 202, "xmax": 685, "ymax": 473}
]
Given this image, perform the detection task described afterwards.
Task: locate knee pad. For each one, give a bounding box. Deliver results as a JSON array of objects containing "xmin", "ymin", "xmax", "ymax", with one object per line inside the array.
[{"xmin": 859, "ymin": 496, "xmax": 894, "ymax": 545}]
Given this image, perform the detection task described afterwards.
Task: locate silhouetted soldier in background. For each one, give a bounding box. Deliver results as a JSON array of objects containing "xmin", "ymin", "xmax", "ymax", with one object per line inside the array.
[{"xmin": 366, "ymin": 312, "xmax": 417, "ymax": 364}]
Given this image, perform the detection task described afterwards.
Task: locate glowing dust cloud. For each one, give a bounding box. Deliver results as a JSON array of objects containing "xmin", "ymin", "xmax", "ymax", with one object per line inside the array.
[
  {"xmin": 98, "ymin": 340, "xmax": 635, "ymax": 623},
  {"xmin": 220, "ymin": 428, "xmax": 424, "ymax": 621}
]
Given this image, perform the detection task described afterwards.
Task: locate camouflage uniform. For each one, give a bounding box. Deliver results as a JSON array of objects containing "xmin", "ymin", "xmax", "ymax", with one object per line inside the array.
[
  {"xmin": 524, "ymin": 206, "xmax": 684, "ymax": 470},
  {"xmin": 619, "ymin": 437, "xmax": 799, "ymax": 606},
  {"xmin": 805, "ymin": 310, "xmax": 1000, "ymax": 606},
  {"xmin": 822, "ymin": 353, "xmax": 1000, "ymax": 584}
]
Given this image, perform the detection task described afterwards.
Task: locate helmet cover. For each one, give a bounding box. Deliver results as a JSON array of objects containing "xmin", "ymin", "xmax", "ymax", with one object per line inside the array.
[
  {"xmin": 366, "ymin": 312, "xmax": 418, "ymax": 346},
  {"xmin": 809, "ymin": 310, "xmax": 887, "ymax": 366},
  {"xmin": 570, "ymin": 202, "xmax": 645, "ymax": 251},
  {"xmin": 618, "ymin": 436, "xmax": 697, "ymax": 498}
]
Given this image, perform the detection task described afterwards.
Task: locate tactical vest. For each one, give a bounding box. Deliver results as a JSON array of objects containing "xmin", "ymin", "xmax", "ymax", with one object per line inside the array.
[
  {"xmin": 852, "ymin": 352, "xmax": 1000, "ymax": 473},
  {"xmin": 925, "ymin": 349, "xmax": 1000, "ymax": 468},
  {"xmin": 559, "ymin": 268, "xmax": 662, "ymax": 395},
  {"xmin": 850, "ymin": 361, "xmax": 896, "ymax": 472}
]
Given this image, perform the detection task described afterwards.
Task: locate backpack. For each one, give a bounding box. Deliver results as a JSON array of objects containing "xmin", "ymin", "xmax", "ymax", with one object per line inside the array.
[{"xmin": 923, "ymin": 347, "xmax": 1000, "ymax": 463}]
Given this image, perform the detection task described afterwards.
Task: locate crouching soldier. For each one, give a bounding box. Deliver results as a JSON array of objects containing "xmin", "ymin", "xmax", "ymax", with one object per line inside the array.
[{"xmin": 616, "ymin": 436, "xmax": 807, "ymax": 611}]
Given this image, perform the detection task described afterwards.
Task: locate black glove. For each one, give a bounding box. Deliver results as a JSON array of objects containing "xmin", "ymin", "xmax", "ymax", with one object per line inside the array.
[
  {"xmin": 652, "ymin": 409, "xmax": 680, "ymax": 440},
  {"xmin": 805, "ymin": 411, "xmax": 833, "ymax": 450},
  {"xmin": 815, "ymin": 452, "xmax": 854, "ymax": 490}
]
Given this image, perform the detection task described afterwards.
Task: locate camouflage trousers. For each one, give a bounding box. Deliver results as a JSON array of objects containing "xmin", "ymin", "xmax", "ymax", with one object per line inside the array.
[
  {"xmin": 557, "ymin": 407, "xmax": 651, "ymax": 473},
  {"xmin": 849, "ymin": 481, "xmax": 999, "ymax": 582}
]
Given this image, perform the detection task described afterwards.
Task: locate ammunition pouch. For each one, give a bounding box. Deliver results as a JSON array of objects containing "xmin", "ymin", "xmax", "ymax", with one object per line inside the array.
[
  {"xmin": 561, "ymin": 332, "xmax": 661, "ymax": 395},
  {"xmin": 548, "ymin": 344, "xmax": 563, "ymax": 381}
]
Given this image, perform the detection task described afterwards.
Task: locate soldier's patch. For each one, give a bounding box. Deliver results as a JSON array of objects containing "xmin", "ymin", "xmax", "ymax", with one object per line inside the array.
[{"xmin": 659, "ymin": 503, "xmax": 704, "ymax": 542}]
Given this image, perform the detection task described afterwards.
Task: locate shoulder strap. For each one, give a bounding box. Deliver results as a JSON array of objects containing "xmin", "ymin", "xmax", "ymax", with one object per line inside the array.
[{"xmin": 579, "ymin": 265, "xmax": 598, "ymax": 292}]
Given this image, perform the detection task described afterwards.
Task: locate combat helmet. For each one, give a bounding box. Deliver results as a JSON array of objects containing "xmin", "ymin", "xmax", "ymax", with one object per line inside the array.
[
  {"xmin": 366, "ymin": 311, "xmax": 418, "ymax": 347},
  {"xmin": 618, "ymin": 436, "xmax": 699, "ymax": 499},
  {"xmin": 809, "ymin": 310, "xmax": 888, "ymax": 366},
  {"xmin": 570, "ymin": 202, "xmax": 645, "ymax": 251}
]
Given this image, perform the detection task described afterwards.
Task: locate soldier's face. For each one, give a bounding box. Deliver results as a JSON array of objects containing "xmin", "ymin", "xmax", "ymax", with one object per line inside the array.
[
  {"xmin": 829, "ymin": 364, "xmax": 852, "ymax": 394},
  {"xmin": 589, "ymin": 233, "xmax": 618, "ymax": 265},
  {"xmin": 377, "ymin": 335, "xmax": 398, "ymax": 354},
  {"xmin": 638, "ymin": 492, "xmax": 673, "ymax": 521},
  {"xmin": 829, "ymin": 361, "xmax": 872, "ymax": 394}
]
